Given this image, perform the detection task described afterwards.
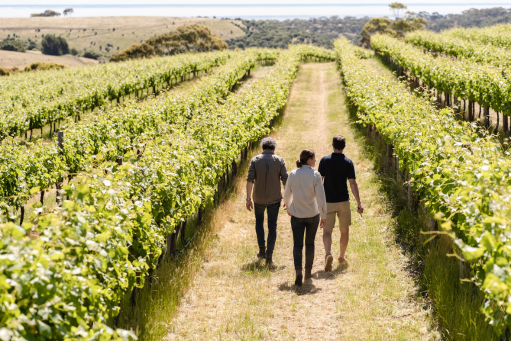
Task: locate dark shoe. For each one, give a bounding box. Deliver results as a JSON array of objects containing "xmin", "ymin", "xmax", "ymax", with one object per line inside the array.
[
  {"xmin": 295, "ymin": 270, "xmax": 303, "ymax": 286},
  {"xmin": 265, "ymin": 257, "xmax": 274, "ymax": 267},
  {"xmin": 304, "ymin": 268, "xmax": 312, "ymax": 279},
  {"xmin": 257, "ymin": 247, "xmax": 266, "ymax": 259}
]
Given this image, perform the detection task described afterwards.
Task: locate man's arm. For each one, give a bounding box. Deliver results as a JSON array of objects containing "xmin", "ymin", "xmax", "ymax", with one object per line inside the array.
[
  {"xmin": 280, "ymin": 158, "xmax": 288, "ymax": 186},
  {"xmin": 349, "ymin": 178, "xmax": 363, "ymax": 215},
  {"xmin": 246, "ymin": 158, "xmax": 256, "ymax": 211},
  {"xmin": 246, "ymin": 181, "xmax": 254, "ymax": 211}
]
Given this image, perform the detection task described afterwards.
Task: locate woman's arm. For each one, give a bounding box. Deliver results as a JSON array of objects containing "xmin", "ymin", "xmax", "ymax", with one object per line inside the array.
[
  {"xmin": 283, "ymin": 172, "xmax": 293, "ymax": 210},
  {"xmin": 314, "ymin": 173, "xmax": 327, "ymax": 227}
]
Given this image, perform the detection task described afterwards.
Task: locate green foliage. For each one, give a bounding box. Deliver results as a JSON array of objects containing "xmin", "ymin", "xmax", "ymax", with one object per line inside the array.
[
  {"xmin": 423, "ymin": 7, "xmax": 511, "ymax": 33},
  {"xmin": 360, "ymin": 8, "xmax": 427, "ymax": 46},
  {"xmin": 0, "ymin": 68, "xmax": 13, "ymax": 76},
  {"xmin": 371, "ymin": 34, "xmax": 511, "ymax": 116},
  {"xmin": 0, "ymin": 45, "xmax": 333, "ymax": 340},
  {"xmin": 0, "ymin": 51, "xmax": 234, "ymax": 210},
  {"xmin": 335, "ymin": 36, "xmax": 510, "ymax": 333},
  {"xmin": 70, "ymin": 47, "xmax": 79, "ymax": 55},
  {"xmin": 391, "ymin": 11, "xmax": 428, "ymax": 36},
  {"xmin": 0, "ymin": 38, "xmax": 26, "ymax": 53},
  {"xmin": 389, "ymin": 2, "xmax": 407, "ymax": 19},
  {"xmin": 227, "ymin": 18, "xmax": 365, "ymax": 49},
  {"xmin": 41, "ymin": 34, "xmax": 69, "ymax": 56},
  {"xmin": 406, "ymin": 27, "xmax": 510, "ymax": 67},
  {"xmin": 110, "ymin": 24, "xmax": 228, "ymax": 62},
  {"xmin": 360, "ymin": 18, "xmax": 395, "ymax": 47},
  {"xmin": 0, "ymin": 51, "xmax": 229, "ymax": 140},
  {"xmin": 447, "ymin": 24, "xmax": 511, "ymax": 48},
  {"xmin": 30, "ymin": 10, "xmax": 61, "ymax": 17},
  {"xmin": 353, "ymin": 46, "xmax": 374, "ymax": 59},
  {"xmin": 83, "ymin": 50, "xmax": 100, "ymax": 59},
  {"xmin": 110, "ymin": 43, "xmax": 154, "ymax": 62},
  {"xmin": 24, "ymin": 62, "xmax": 66, "ymax": 72}
]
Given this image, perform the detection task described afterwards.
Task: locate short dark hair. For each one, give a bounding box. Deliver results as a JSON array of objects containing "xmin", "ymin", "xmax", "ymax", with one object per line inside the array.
[
  {"xmin": 261, "ymin": 137, "xmax": 277, "ymax": 150},
  {"xmin": 333, "ymin": 135, "xmax": 346, "ymax": 151}
]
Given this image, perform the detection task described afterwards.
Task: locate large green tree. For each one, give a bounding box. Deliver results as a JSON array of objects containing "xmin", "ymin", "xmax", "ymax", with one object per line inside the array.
[
  {"xmin": 359, "ymin": 2, "xmax": 428, "ymax": 46},
  {"xmin": 360, "ymin": 18, "xmax": 395, "ymax": 47}
]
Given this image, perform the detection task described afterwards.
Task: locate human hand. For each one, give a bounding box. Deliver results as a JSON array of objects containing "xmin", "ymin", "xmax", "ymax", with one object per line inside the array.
[
  {"xmin": 357, "ymin": 206, "xmax": 364, "ymax": 216},
  {"xmin": 283, "ymin": 203, "xmax": 287, "ymax": 210},
  {"xmin": 320, "ymin": 219, "xmax": 326, "ymax": 228},
  {"xmin": 287, "ymin": 210, "xmax": 292, "ymax": 217},
  {"xmin": 246, "ymin": 199, "xmax": 253, "ymax": 211}
]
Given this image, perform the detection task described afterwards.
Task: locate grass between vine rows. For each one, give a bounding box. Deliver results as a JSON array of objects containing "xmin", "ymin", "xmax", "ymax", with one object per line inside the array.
[
  {"xmin": 159, "ymin": 62, "xmax": 437, "ymax": 340},
  {"xmin": 114, "ymin": 60, "xmax": 497, "ymax": 340}
]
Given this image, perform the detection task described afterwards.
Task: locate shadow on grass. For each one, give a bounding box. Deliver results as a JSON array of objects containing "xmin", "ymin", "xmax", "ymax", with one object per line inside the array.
[
  {"xmin": 313, "ymin": 262, "xmax": 349, "ymax": 281},
  {"xmin": 278, "ymin": 281, "xmax": 322, "ymax": 296},
  {"xmin": 241, "ymin": 259, "xmax": 286, "ymax": 273}
]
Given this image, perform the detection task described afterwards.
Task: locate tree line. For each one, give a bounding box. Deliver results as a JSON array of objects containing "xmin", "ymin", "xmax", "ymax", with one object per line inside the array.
[{"xmin": 226, "ymin": 6, "xmax": 511, "ymax": 50}]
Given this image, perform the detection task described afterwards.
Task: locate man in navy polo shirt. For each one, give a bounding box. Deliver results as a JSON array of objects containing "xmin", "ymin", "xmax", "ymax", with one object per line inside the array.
[{"xmin": 318, "ymin": 134, "xmax": 363, "ymax": 272}]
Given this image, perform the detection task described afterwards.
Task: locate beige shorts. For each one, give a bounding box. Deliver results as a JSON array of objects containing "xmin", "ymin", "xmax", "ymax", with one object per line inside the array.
[{"xmin": 325, "ymin": 201, "xmax": 352, "ymax": 231}]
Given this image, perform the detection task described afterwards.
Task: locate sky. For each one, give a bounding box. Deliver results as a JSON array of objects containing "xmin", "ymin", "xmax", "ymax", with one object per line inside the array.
[{"xmin": 5, "ymin": 0, "xmax": 508, "ymax": 4}]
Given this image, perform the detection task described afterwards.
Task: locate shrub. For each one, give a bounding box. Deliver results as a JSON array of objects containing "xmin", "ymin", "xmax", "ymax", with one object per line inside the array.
[
  {"xmin": 0, "ymin": 68, "xmax": 12, "ymax": 76},
  {"xmin": 0, "ymin": 39, "xmax": 26, "ymax": 53},
  {"xmin": 41, "ymin": 34, "xmax": 69, "ymax": 56},
  {"xmin": 83, "ymin": 51, "xmax": 100, "ymax": 60},
  {"xmin": 24, "ymin": 62, "xmax": 66, "ymax": 72}
]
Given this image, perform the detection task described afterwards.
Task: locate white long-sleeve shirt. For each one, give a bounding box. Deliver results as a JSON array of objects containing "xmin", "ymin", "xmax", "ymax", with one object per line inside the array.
[{"xmin": 283, "ymin": 165, "xmax": 327, "ymax": 219}]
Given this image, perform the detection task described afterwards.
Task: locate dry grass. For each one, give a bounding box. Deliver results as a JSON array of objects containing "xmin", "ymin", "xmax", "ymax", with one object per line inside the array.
[
  {"xmin": 161, "ymin": 62, "xmax": 439, "ymax": 340},
  {"xmin": 0, "ymin": 49, "xmax": 98, "ymax": 69},
  {"xmin": 0, "ymin": 16, "xmax": 245, "ymax": 62}
]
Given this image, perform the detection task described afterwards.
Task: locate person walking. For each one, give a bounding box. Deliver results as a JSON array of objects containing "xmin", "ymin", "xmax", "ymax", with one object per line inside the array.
[
  {"xmin": 283, "ymin": 149, "xmax": 327, "ymax": 286},
  {"xmin": 318, "ymin": 134, "xmax": 363, "ymax": 272},
  {"xmin": 246, "ymin": 137, "xmax": 288, "ymax": 266}
]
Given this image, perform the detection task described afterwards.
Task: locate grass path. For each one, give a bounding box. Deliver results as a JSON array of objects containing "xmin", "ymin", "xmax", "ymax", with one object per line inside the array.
[{"xmin": 163, "ymin": 62, "xmax": 439, "ymax": 340}]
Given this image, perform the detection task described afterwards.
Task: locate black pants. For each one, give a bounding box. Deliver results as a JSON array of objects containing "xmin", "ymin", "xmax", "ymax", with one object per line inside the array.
[
  {"xmin": 254, "ymin": 201, "xmax": 280, "ymax": 258},
  {"xmin": 290, "ymin": 214, "xmax": 320, "ymax": 270}
]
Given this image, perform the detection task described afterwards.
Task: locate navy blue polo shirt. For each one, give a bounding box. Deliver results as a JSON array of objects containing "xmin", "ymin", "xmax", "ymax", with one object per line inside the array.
[{"xmin": 318, "ymin": 153, "xmax": 355, "ymax": 203}]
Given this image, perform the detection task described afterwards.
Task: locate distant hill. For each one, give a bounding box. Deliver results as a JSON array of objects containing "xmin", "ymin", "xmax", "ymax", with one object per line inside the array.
[
  {"xmin": 227, "ymin": 7, "xmax": 511, "ymax": 49},
  {"xmin": 0, "ymin": 16, "xmax": 245, "ymax": 62}
]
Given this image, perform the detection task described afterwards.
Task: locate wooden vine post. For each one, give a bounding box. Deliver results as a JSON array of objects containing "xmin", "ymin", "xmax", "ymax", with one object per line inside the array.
[
  {"xmin": 56, "ymin": 131, "xmax": 64, "ymax": 206},
  {"xmin": 483, "ymin": 106, "xmax": 490, "ymax": 128},
  {"xmin": 166, "ymin": 231, "xmax": 177, "ymax": 259}
]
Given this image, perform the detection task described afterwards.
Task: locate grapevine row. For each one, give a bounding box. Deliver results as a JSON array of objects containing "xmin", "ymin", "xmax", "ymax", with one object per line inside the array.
[
  {"xmin": 0, "ymin": 45, "xmax": 335, "ymax": 340},
  {"xmin": 405, "ymin": 29, "xmax": 510, "ymax": 67},
  {"xmin": 0, "ymin": 51, "xmax": 230, "ymax": 140},
  {"xmin": 371, "ymin": 34, "xmax": 511, "ymax": 117},
  {"xmin": 336, "ymin": 37, "xmax": 510, "ymax": 331},
  {"xmin": 446, "ymin": 24, "xmax": 511, "ymax": 48},
  {"xmin": 0, "ymin": 49, "xmax": 279, "ymax": 211}
]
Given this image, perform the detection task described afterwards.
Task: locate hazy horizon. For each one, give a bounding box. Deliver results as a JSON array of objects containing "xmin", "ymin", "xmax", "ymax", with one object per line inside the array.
[{"xmin": 1, "ymin": 3, "xmax": 510, "ymax": 19}]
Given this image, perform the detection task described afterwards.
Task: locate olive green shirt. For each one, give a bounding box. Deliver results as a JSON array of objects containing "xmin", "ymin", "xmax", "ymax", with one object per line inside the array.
[{"xmin": 247, "ymin": 151, "xmax": 288, "ymax": 205}]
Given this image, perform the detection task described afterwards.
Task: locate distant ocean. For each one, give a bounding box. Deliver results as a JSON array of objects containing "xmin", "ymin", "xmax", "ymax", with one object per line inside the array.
[{"xmin": 0, "ymin": 4, "xmax": 510, "ymax": 20}]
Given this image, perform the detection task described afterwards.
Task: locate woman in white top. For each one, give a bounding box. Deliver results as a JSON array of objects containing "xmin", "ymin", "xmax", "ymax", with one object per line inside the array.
[{"xmin": 283, "ymin": 149, "xmax": 327, "ymax": 286}]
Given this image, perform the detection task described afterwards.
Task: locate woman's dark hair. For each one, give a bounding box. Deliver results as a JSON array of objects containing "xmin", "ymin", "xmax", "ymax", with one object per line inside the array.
[
  {"xmin": 332, "ymin": 134, "xmax": 346, "ymax": 151},
  {"xmin": 296, "ymin": 149, "xmax": 315, "ymax": 168}
]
